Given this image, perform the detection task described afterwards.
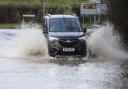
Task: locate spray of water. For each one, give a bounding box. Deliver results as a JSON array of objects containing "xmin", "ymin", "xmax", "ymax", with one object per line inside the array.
[
  {"xmin": 4, "ymin": 23, "xmax": 48, "ymax": 58},
  {"xmin": 87, "ymin": 23, "xmax": 128, "ymax": 59},
  {"xmin": 1, "ymin": 22, "xmax": 127, "ymax": 60}
]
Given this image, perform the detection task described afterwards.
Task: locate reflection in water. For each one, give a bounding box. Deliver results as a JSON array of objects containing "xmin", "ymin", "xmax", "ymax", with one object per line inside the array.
[
  {"xmin": 49, "ymin": 58, "xmax": 87, "ymax": 66},
  {"xmin": 117, "ymin": 60, "xmax": 128, "ymax": 89}
]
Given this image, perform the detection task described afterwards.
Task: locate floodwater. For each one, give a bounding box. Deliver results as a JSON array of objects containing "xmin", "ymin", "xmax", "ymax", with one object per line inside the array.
[{"xmin": 0, "ymin": 29, "xmax": 128, "ymax": 89}]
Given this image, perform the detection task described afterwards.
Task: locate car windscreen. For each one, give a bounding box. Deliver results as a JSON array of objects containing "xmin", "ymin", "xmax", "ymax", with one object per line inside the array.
[{"xmin": 49, "ymin": 18, "xmax": 81, "ymax": 32}]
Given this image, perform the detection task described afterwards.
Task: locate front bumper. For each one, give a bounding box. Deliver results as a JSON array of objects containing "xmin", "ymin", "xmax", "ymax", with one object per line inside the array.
[{"xmin": 48, "ymin": 39, "xmax": 86, "ymax": 57}]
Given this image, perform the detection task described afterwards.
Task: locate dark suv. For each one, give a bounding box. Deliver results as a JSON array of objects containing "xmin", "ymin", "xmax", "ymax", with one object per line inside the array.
[{"xmin": 43, "ymin": 14, "xmax": 87, "ymax": 58}]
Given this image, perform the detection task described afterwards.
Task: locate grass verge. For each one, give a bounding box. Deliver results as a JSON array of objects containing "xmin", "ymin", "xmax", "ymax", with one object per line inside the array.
[
  {"xmin": 0, "ymin": 23, "xmax": 20, "ymax": 29},
  {"xmin": 0, "ymin": 0, "xmax": 88, "ymax": 5},
  {"xmin": 82, "ymin": 22, "xmax": 94, "ymax": 29}
]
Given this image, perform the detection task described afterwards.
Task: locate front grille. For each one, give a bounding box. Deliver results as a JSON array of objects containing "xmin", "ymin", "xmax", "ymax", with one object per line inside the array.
[{"xmin": 59, "ymin": 38, "xmax": 78, "ymax": 47}]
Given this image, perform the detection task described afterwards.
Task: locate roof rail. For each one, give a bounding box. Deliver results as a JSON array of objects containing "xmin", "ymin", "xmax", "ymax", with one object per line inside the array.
[
  {"xmin": 70, "ymin": 13, "xmax": 76, "ymax": 16},
  {"xmin": 46, "ymin": 14, "xmax": 51, "ymax": 17},
  {"xmin": 23, "ymin": 14, "xmax": 35, "ymax": 17}
]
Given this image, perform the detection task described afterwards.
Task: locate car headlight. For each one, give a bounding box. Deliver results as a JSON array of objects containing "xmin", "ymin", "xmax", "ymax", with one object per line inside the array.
[
  {"xmin": 49, "ymin": 37, "xmax": 59, "ymax": 42},
  {"xmin": 79, "ymin": 36, "xmax": 86, "ymax": 40}
]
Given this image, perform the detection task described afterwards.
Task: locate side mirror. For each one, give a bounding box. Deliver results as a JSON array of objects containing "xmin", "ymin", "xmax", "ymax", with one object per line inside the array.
[{"xmin": 83, "ymin": 28, "xmax": 87, "ymax": 33}]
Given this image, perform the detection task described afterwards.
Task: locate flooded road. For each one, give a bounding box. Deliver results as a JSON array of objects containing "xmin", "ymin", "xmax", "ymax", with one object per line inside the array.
[{"xmin": 0, "ymin": 29, "xmax": 128, "ymax": 89}]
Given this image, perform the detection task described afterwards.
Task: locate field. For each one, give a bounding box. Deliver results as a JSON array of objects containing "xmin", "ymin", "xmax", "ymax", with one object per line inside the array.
[
  {"xmin": 0, "ymin": 23, "xmax": 20, "ymax": 29},
  {"xmin": 0, "ymin": 0, "xmax": 88, "ymax": 5},
  {"xmin": 0, "ymin": 0, "xmax": 41, "ymax": 5}
]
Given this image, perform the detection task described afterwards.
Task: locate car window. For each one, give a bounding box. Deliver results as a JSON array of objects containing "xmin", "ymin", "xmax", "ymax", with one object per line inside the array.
[{"xmin": 49, "ymin": 18, "xmax": 81, "ymax": 32}]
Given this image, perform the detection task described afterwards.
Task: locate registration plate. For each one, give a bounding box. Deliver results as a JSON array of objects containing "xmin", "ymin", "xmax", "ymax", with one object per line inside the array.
[{"xmin": 63, "ymin": 48, "xmax": 75, "ymax": 52}]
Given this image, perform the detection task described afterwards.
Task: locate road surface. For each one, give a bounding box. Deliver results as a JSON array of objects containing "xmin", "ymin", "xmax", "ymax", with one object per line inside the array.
[{"xmin": 0, "ymin": 29, "xmax": 128, "ymax": 89}]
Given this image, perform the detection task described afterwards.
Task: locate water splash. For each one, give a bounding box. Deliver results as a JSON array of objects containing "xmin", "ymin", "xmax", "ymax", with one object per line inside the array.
[
  {"xmin": 1, "ymin": 23, "xmax": 48, "ymax": 58},
  {"xmin": 1, "ymin": 22, "xmax": 127, "ymax": 60},
  {"xmin": 87, "ymin": 23, "xmax": 128, "ymax": 59}
]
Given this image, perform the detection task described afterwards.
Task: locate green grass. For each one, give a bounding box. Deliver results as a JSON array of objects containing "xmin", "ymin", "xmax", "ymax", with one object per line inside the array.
[
  {"xmin": 82, "ymin": 22, "xmax": 93, "ymax": 29},
  {"xmin": 0, "ymin": 0, "xmax": 89, "ymax": 5},
  {"xmin": 47, "ymin": 0, "xmax": 88, "ymax": 4},
  {"xmin": 0, "ymin": 23, "xmax": 20, "ymax": 29},
  {"xmin": 0, "ymin": 0, "xmax": 42, "ymax": 5}
]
